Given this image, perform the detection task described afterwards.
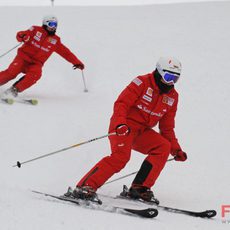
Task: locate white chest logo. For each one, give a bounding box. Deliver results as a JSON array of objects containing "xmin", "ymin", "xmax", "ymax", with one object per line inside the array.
[
  {"xmin": 142, "ymin": 95, "xmax": 152, "ymax": 102},
  {"xmin": 142, "ymin": 87, "xmax": 153, "ymax": 102},
  {"xmin": 34, "ymin": 31, "xmax": 42, "ymax": 41},
  {"xmin": 146, "ymin": 87, "xmax": 153, "ymax": 97}
]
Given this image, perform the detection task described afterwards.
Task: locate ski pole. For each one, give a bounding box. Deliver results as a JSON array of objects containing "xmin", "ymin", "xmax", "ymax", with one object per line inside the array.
[
  {"xmin": 105, "ymin": 158, "xmax": 175, "ymax": 185},
  {"xmin": 0, "ymin": 42, "xmax": 22, "ymax": 59},
  {"xmin": 13, "ymin": 132, "xmax": 116, "ymax": 168},
  {"xmin": 81, "ymin": 70, "xmax": 88, "ymax": 92}
]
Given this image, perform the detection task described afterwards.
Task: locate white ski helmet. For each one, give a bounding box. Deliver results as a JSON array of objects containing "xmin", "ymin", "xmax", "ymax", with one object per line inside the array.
[
  {"xmin": 156, "ymin": 57, "xmax": 182, "ymax": 84},
  {"xmin": 42, "ymin": 15, "xmax": 58, "ymax": 31}
]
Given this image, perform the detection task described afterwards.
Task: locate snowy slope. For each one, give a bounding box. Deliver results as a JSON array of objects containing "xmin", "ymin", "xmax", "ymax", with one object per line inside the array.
[{"xmin": 0, "ymin": 2, "xmax": 229, "ymax": 230}]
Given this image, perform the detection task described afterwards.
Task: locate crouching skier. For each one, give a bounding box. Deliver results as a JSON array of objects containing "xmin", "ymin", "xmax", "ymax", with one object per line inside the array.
[
  {"xmin": 0, "ymin": 15, "xmax": 84, "ymax": 99},
  {"xmin": 67, "ymin": 57, "xmax": 187, "ymax": 204}
]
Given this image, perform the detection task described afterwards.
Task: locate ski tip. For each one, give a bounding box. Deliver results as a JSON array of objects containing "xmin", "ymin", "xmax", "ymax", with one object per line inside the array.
[
  {"xmin": 147, "ymin": 208, "xmax": 159, "ymax": 218},
  {"xmin": 7, "ymin": 98, "xmax": 14, "ymax": 104},
  {"xmin": 203, "ymin": 210, "xmax": 217, "ymax": 218},
  {"xmin": 30, "ymin": 99, "xmax": 38, "ymax": 105},
  {"xmin": 1, "ymin": 98, "xmax": 14, "ymax": 104}
]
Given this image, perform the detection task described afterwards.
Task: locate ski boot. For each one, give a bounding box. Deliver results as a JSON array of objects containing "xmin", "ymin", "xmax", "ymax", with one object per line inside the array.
[
  {"xmin": 2, "ymin": 86, "xmax": 18, "ymax": 98},
  {"xmin": 64, "ymin": 186, "xmax": 102, "ymax": 205},
  {"xmin": 1, "ymin": 86, "xmax": 18, "ymax": 104},
  {"xmin": 120, "ymin": 185, "xmax": 160, "ymax": 205}
]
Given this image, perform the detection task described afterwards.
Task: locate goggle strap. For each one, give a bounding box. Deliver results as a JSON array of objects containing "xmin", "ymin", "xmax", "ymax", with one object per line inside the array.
[{"xmin": 162, "ymin": 69, "xmax": 180, "ymax": 76}]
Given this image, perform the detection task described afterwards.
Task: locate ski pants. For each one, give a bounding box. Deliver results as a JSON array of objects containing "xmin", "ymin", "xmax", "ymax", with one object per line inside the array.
[
  {"xmin": 77, "ymin": 121, "xmax": 171, "ymax": 190},
  {"xmin": 0, "ymin": 55, "xmax": 42, "ymax": 92}
]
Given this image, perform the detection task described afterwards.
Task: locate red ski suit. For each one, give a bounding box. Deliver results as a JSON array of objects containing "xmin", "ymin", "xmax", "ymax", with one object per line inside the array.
[
  {"xmin": 0, "ymin": 26, "xmax": 83, "ymax": 92},
  {"xmin": 78, "ymin": 72, "xmax": 182, "ymax": 190}
]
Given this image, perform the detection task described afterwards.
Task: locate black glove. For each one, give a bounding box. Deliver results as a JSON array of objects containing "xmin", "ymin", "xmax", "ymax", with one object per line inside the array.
[{"xmin": 73, "ymin": 63, "xmax": 84, "ymax": 70}]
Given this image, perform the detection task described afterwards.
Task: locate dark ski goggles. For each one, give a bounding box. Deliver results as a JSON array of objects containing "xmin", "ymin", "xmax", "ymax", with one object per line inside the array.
[{"xmin": 161, "ymin": 71, "xmax": 180, "ymax": 85}]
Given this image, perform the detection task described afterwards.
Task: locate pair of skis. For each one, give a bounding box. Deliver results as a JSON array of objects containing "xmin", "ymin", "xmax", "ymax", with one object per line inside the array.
[
  {"xmin": 1, "ymin": 97, "xmax": 38, "ymax": 105},
  {"xmin": 32, "ymin": 190, "xmax": 158, "ymax": 218},
  {"xmin": 32, "ymin": 189, "xmax": 217, "ymax": 219}
]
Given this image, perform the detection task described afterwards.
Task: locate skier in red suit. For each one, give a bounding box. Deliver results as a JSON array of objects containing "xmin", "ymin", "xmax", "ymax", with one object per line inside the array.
[
  {"xmin": 72, "ymin": 57, "xmax": 187, "ymax": 204},
  {"xmin": 0, "ymin": 15, "xmax": 84, "ymax": 98}
]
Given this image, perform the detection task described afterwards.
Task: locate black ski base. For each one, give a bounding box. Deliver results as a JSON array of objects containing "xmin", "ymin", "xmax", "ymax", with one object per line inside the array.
[
  {"xmin": 117, "ymin": 193, "xmax": 216, "ymax": 218},
  {"xmin": 123, "ymin": 207, "xmax": 158, "ymax": 218},
  {"xmin": 158, "ymin": 205, "xmax": 217, "ymax": 218},
  {"xmin": 32, "ymin": 190, "xmax": 158, "ymax": 218},
  {"xmin": 116, "ymin": 186, "xmax": 217, "ymax": 219}
]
